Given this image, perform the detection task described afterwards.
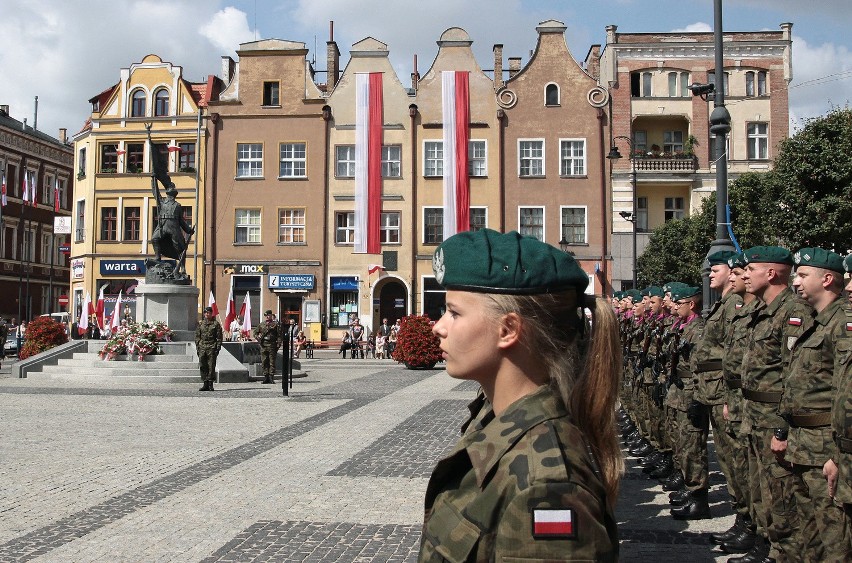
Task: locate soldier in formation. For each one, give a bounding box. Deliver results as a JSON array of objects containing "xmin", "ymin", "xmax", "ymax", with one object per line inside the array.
[
  {"xmin": 195, "ymin": 306, "xmax": 223, "ymax": 392},
  {"xmin": 617, "ymin": 245, "xmax": 852, "ymax": 562},
  {"xmin": 254, "ymin": 309, "xmax": 280, "ymax": 385}
]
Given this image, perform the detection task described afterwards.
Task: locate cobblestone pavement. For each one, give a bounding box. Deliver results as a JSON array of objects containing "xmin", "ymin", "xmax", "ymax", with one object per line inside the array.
[{"xmin": 0, "ymin": 358, "xmax": 734, "ymax": 562}]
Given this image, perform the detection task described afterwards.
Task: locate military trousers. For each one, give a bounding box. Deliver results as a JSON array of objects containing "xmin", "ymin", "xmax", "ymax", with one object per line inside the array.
[
  {"xmin": 198, "ymin": 349, "xmax": 218, "ymax": 382},
  {"xmin": 260, "ymin": 346, "xmax": 277, "ymax": 377},
  {"xmin": 676, "ymin": 408, "xmax": 709, "ymax": 491},
  {"xmin": 792, "ymin": 463, "xmax": 852, "ymax": 562},
  {"xmin": 749, "ymin": 429, "xmax": 806, "ymax": 563},
  {"xmin": 708, "ymin": 403, "xmax": 737, "ymax": 503},
  {"xmin": 724, "ymin": 419, "xmax": 751, "ymax": 519}
]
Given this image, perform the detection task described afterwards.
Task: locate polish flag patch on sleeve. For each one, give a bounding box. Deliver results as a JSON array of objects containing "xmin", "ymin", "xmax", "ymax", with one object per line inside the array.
[
  {"xmin": 532, "ymin": 508, "xmax": 576, "ymax": 539},
  {"xmin": 788, "ymin": 317, "xmax": 802, "ymax": 326},
  {"xmin": 846, "ymin": 322, "xmax": 852, "ymax": 331}
]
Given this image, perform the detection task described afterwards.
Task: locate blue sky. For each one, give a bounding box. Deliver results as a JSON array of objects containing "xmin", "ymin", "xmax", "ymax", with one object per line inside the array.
[{"xmin": 1, "ymin": 0, "xmax": 849, "ymax": 139}]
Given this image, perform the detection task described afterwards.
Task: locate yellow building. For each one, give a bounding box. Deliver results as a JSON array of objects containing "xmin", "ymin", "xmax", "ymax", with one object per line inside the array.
[{"xmin": 70, "ymin": 54, "xmax": 216, "ymax": 322}]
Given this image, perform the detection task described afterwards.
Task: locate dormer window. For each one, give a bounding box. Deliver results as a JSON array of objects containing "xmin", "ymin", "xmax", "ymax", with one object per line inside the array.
[
  {"xmin": 154, "ymin": 88, "xmax": 169, "ymax": 116},
  {"xmin": 545, "ymin": 83, "xmax": 560, "ymax": 106},
  {"xmin": 130, "ymin": 89, "xmax": 146, "ymax": 117}
]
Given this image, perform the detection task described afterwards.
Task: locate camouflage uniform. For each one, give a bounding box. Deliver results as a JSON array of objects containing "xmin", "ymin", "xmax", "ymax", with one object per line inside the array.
[
  {"xmin": 419, "ymin": 386, "xmax": 618, "ymax": 562},
  {"xmin": 740, "ymin": 287, "xmax": 813, "ymax": 560},
  {"xmin": 781, "ymin": 296, "xmax": 852, "ymax": 561},
  {"xmin": 195, "ymin": 317, "xmax": 223, "ymax": 383},
  {"xmin": 830, "ymin": 308, "xmax": 852, "ymax": 544},
  {"xmin": 254, "ymin": 319, "xmax": 281, "ymax": 381}
]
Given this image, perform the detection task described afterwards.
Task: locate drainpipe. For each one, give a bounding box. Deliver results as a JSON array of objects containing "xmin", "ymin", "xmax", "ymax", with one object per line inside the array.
[
  {"xmin": 497, "ymin": 108, "xmax": 506, "ymax": 231},
  {"xmin": 409, "ymin": 103, "xmax": 418, "ymax": 315},
  {"xmin": 322, "ymin": 105, "xmax": 332, "ymax": 336},
  {"xmin": 207, "ymin": 113, "xmax": 220, "ymax": 299},
  {"xmin": 597, "ymin": 107, "xmax": 609, "ymax": 294}
]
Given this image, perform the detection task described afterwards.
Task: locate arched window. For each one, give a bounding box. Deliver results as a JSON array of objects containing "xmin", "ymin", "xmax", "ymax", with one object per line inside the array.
[
  {"xmin": 130, "ymin": 89, "xmax": 146, "ymax": 117},
  {"xmin": 154, "ymin": 88, "xmax": 169, "ymax": 116},
  {"xmin": 545, "ymin": 83, "xmax": 559, "ymax": 106}
]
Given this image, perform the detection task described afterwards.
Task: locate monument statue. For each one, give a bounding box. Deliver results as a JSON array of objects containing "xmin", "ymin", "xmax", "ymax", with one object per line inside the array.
[{"xmin": 145, "ymin": 123, "xmax": 195, "ymax": 284}]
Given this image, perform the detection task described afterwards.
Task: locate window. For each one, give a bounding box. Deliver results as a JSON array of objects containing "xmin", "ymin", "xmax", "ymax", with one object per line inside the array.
[
  {"xmin": 382, "ymin": 145, "xmax": 401, "ymax": 178},
  {"xmin": 519, "ymin": 207, "xmax": 544, "ymax": 241},
  {"xmin": 545, "ymin": 83, "xmax": 559, "ymax": 106},
  {"xmin": 100, "ymin": 206, "xmax": 118, "ymax": 240},
  {"xmin": 278, "ymin": 208, "xmax": 305, "ymax": 243},
  {"xmin": 178, "ymin": 143, "xmax": 196, "ymax": 172},
  {"xmin": 560, "ymin": 139, "xmax": 585, "ymax": 176},
  {"xmin": 745, "ymin": 71, "xmax": 766, "ymax": 96},
  {"xmin": 263, "ymin": 81, "xmax": 280, "ymax": 106},
  {"xmin": 424, "ymin": 208, "xmax": 443, "ymax": 244},
  {"xmin": 636, "ymin": 197, "xmax": 648, "ymax": 232},
  {"xmin": 745, "ymin": 72, "xmax": 755, "ymax": 97},
  {"xmin": 561, "ymin": 207, "xmax": 587, "ymax": 244},
  {"xmin": 663, "ymin": 131, "xmax": 684, "ymax": 153},
  {"xmin": 124, "ymin": 207, "xmax": 141, "ymax": 241},
  {"xmin": 279, "ymin": 143, "xmax": 306, "ymax": 178},
  {"xmin": 58, "ymin": 178, "xmax": 67, "ymax": 209},
  {"xmin": 22, "ymin": 229, "xmax": 35, "ymax": 262},
  {"xmin": 41, "ymin": 233, "xmax": 52, "ymax": 264},
  {"xmin": 664, "ymin": 197, "xmax": 685, "ymax": 222},
  {"xmin": 642, "ymin": 72, "xmax": 652, "ymax": 97},
  {"xmin": 42, "ymin": 174, "xmax": 51, "ymax": 205},
  {"xmin": 633, "ymin": 131, "xmax": 647, "ymax": 154},
  {"xmin": 126, "ymin": 143, "xmax": 144, "ymax": 173},
  {"xmin": 380, "ymin": 212, "xmax": 400, "ymax": 243},
  {"xmin": 708, "ymin": 72, "xmax": 729, "ymax": 96},
  {"xmin": 469, "ymin": 140, "xmax": 486, "ymax": 177},
  {"xmin": 469, "ymin": 208, "xmax": 487, "ymax": 231},
  {"xmin": 335, "ymin": 146, "xmax": 355, "ymax": 178},
  {"xmin": 747, "ymin": 123, "xmax": 768, "ymax": 159},
  {"xmin": 757, "ymin": 71, "xmax": 767, "ymax": 96},
  {"xmin": 423, "ymin": 277, "xmax": 447, "ymax": 321},
  {"xmin": 335, "ymin": 212, "xmax": 355, "ymax": 244},
  {"xmin": 75, "ymin": 200, "xmax": 86, "ymax": 242},
  {"xmin": 154, "ymin": 89, "xmax": 169, "ymax": 116},
  {"xmin": 131, "ymin": 89, "xmax": 146, "ymax": 117},
  {"xmin": 153, "ymin": 143, "xmax": 170, "ymax": 173},
  {"xmin": 424, "ymin": 141, "xmax": 443, "ymax": 177},
  {"xmin": 237, "ymin": 143, "xmax": 263, "ymax": 178},
  {"xmin": 668, "ymin": 71, "xmax": 691, "ymax": 97},
  {"xmin": 519, "ymin": 140, "xmax": 544, "ymax": 177},
  {"xmin": 78, "ymin": 147, "xmax": 86, "ymax": 178},
  {"xmin": 235, "ymin": 209, "xmax": 261, "ymax": 243},
  {"xmin": 100, "ymin": 144, "xmax": 118, "ymax": 173}
]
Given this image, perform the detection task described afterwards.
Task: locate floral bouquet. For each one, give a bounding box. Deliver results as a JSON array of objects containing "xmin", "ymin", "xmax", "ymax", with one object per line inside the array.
[{"xmin": 98, "ymin": 321, "xmax": 173, "ymax": 361}]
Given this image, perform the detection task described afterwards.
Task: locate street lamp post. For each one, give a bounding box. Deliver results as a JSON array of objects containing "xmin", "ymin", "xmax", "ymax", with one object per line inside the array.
[{"xmin": 607, "ymin": 136, "xmax": 638, "ymax": 288}]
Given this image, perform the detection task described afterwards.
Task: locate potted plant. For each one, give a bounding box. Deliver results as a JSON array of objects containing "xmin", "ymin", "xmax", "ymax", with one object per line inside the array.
[{"xmin": 391, "ymin": 315, "xmax": 442, "ymax": 369}]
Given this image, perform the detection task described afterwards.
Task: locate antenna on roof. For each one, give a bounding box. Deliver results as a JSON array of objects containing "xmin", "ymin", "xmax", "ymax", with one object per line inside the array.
[
  {"xmin": 254, "ymin": 0, "xmax": 258, "ymax": 40},
  {"xmin": 313, "ymin": 35, "xmax": 317, "ymax": 65}
]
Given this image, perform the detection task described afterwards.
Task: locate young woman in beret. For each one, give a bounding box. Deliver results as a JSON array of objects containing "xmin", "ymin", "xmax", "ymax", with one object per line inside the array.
[{"xmin": 419, "ymin": 228, "xmax": 622, "ymax": 562}]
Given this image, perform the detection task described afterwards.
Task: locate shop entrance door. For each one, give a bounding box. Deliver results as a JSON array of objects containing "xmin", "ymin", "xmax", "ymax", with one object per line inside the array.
[{"xmin": 378, "ymin": 281, "xmax": 407, "ymax": 324}]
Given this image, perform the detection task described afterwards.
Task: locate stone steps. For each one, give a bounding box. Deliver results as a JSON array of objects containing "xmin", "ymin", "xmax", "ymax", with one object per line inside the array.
[
  {"xmin": 60, "ymin": 355, "xmax": 195, "ymax": 367},
  {"xmin": 30, "ymin": 362, "xmax": 201, "ymax": 383}
]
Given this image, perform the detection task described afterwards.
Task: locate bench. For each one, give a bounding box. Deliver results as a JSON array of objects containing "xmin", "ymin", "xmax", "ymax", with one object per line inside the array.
[{"xmin": 305, "ymin": 339, "xmax": 369, "ymax": 359}]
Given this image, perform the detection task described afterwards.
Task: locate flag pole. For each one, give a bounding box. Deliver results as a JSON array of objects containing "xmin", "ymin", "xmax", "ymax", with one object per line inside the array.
[
  {"xmin": 48, "ymin": 172, "xmax": 57, "ymax": 314},
  {"xmin": 17, "ymin": 164, "xmax": 28, "ymax": 325}
]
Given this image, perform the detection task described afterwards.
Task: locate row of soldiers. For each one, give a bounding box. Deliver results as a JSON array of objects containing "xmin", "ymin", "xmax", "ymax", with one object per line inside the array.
[{"xmin": 615, "ymin": 245, "xmax": 851, "ymax": 562}]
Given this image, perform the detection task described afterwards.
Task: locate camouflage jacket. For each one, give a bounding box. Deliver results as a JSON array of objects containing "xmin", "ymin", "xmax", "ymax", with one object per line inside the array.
[
  {"xmin": 782, "ymin": 297, "xmax": 851, "ymax": 467},
  {"xmin": 831, "ymin": 305, "xmax": 852, "ymax": 504},
  {"xmin": 665, "ymin": 315, "xmax": 704, "ymax": 412},
  {"xmin": 253, "ymin": 320, "xmax": 280, "ymax": 349},
  {"xmin": 693, "ymin": 292, "xmax": 742, "ymax": 405},
  {"xmin": 194, "ymin": 318, "xmax": 223, "ymax": 352},
  {"xmin": 419, "ymin": 386, "xmax": 618, "ymax": 562},
  {"xmin": 741, "ymin": 287, "xmax": 814, "ymax": 431},
  {"xmin": 722, "ymin": 297, "xmax": 758, "ymax": 421}
]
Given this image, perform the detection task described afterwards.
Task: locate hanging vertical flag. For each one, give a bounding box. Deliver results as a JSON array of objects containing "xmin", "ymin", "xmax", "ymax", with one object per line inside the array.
[
  {"xmin": 29, "ymin": 171, "xmax": 37, "ymax": 205},
  {"xmin": 96, "ymin": 284, "xmax": 106, "ymax": 329},
  {"xmin": 208, "ymin": 290, "xmax": 219, "ymax": 317},
  {"xmin": 22, "ymin": 170, "xmax": 30, "ymax": 205},
  {"xmin": 110, "ymin": 290, "xmax": 123, "ymax": 330},
  {"xmin": 54, "ymin": 177, "xmax": 60, "ymax": 212},
  {"xmin": 224, "ymin": 286, "xmax": 236, "ymax": 331},
  {"xmin": 441, "ymin": 70, "xmax": 470, "ymax": 238},
  {"xmin": 240, "ymin": 292, "xmax": 252, "ymax": 335},
  {"xmin": 353, "ymin": 72, "xmax": 383, "ymax": 254},
  {"xmin": 1, "ymin": 170, "xmax": 7, "ymax": 206},
  {"xmin": 78, "ymin": 292, "xmax": 94, "ymax": 336}
]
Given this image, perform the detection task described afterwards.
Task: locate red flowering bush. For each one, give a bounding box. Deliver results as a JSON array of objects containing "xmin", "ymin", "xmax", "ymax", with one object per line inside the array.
[
  {"xmin": 392, "ymin": 315, "xmax": 442, "ymax": 369},
  {"xmin": 19, "ymin": 317, "xmax": 69, "ymax": 359}
]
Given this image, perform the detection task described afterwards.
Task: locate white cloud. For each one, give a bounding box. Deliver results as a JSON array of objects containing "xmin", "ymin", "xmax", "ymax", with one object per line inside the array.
[
  {"xmin": 788, "ymin": 35, "xmax": 852, "ymax": 129},
  {"xmin": 670, "ymin": 22, "xmax": 712, "ymax": 33},
  {"xmin": 199, "ymin": 7, "xmax": 257, "ymax": 56}
]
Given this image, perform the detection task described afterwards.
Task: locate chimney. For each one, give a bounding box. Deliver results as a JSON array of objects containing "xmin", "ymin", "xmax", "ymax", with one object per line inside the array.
[
  {"xmin": 327, "ymin": 20, "xmax": 340, "ymax": 90},
  {"xmin": 0, "ymin": 105, "xmax": 8, "ymax": 116},
  {"xmin": 59, "ymin": 128, "xmax": 67, "ymax": 144},
  {"xmin": 493, "ymin": 44, "xmax": 504, "ymax": 89},
  {"xmin": 23, "ymin": 118, "xmax": 27, "ymax": 131},
  {"xmin": 508, "ymin": 57, "xmax": 521, "ymax": 78},
  {"xmin": 585, "ymin": 45, "xmax": 601, "ymax": 81},
  {"xmin": 411, "ymin": 54, "xmax": 420, "ymax": 91},
  {"xmin": 221, "ymin": 56, "xmax": 236, "ymax": 83}
]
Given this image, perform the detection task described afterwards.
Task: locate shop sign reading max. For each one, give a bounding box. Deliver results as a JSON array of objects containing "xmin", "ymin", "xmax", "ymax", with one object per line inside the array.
[{"xmin": 223, "ymin": 264, "xmax": 267, "ymax": 274}]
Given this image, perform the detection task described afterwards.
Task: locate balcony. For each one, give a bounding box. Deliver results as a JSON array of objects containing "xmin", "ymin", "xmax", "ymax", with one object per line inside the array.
[{"xmin": 634, "ymin": 155, "xmax": 698, "ymax": 172}]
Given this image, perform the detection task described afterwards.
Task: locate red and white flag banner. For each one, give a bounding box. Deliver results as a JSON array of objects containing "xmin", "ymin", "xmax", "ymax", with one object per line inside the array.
[
  {"xmin": 110, "ymin": 291, "xmax": 123, "ymax": 330},
  {"xmin": 96, "ymin": 284, "xmax": 106, "ymax": 329},
  {"xmin": 240, "ymin": 292, "xmax": 252, "ymax": 334},
  {"xmin": 1, "ymin": 171, "xmax": 7, "ymax": 206},
  {"xmin": 224, "ymin": 286, "xmax": 236, "ymax": 329},
  {"xmin": 78, "ymin": 292, "xmax": 92, "ymax": 335},
  {"xmin": 22, "ymin": 170, "xmax": 30, "ymax": 205},
  {"xmin": 354, "ymin": 72, "xmax": 383, "ymax": 254},
  {"xmin": 208, "ymin": 290, "xmax": 219, "ymax": 317},
  {"xmin": 441, "ymin": 70, "xmax": 470, "ymax": 238}
]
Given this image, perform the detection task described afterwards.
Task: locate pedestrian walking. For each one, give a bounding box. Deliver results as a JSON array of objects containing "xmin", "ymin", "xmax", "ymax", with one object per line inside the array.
[
  {"xmin": 419, "ymin": 229, "xmax": 621, "ymax": 562},
  {"xmin": 195, "ymin": 306, "xmax": 223, "ymax": 392}
]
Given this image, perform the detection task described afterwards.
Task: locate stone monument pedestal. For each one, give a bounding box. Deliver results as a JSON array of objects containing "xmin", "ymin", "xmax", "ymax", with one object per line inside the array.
[{"xmin": 134, "ymin": 283, "xmax": 199, "ymax": 341}]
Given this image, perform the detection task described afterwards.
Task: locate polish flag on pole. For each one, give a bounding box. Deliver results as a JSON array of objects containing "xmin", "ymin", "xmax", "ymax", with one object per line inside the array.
[
  {"xmin": 353, "ymin": 72, "xmax": 383, "ymax": 254},
  {"xmin": 54, "ymin": 177, "xmax": 60, "ymax": 212},
  {"xmin": 22, "ymin": 170, "xmax": 30, "ymax": 205},
  {"xmin": 208, "ymin": 290, "xmax": 219, "ymax": 317},
  {"xmin": 96, "ymin": 284, "xmax": 106, "ymax": 329},
  {"xmin": 78, "ymin": 292, "xmax": 93, "ymax": 336},
  {"xmin": 1, "ymin": 171, "xmax": 7, "ymax": 206},
  {"xmin": 223, "ymin": 286, "xmax": 236, "ymax": 330},
  {"xmin": 240, "ymin": 292, "xmax": 252, "ymax": 335},
  {"xmin": 110, "ymin": 291, "xmax": 123, "ymax": 330},
  {"xmin": 367, "ymin": 264, "xmax": 385, "ymax": 275},
  {"xmin": 441, "ymin": 70, "xmax": 470, "ymax": 238}
]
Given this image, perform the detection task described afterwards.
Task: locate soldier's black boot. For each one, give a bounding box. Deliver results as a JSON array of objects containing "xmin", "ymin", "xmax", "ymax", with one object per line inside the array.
[
  {"xmin": 639, "ymin": 450, "xmax": 664, "ymax": 470},
  {"xmin": 630, "ymin": 440, "xmax": 654, "ymax": 458},
  {"xmin": 649, "ymin": 454, "xmax": 674, "ymax": 479},
  {"xmin": 262, "ymin": 374, "xmax": 274, "ymax": 384},
  {"xmin": 711, "ymin": 513, "xmax": 747, "ymax": 545},
  {"xmin": 668, "ymin": 488, "xmax": 690, "ymax": 505},
  {"xmin": 670, "ymin": 489, "xmax": 711, "ymax": 520},
  {"xmin": 208, "ymin": 380, "xmax": 214, "ymax": 391},
  {"xmin": 721, "ymin": 525, "xmax": 758, "ymax": 555},
  {"xmin": 199, "ymin": 380, "xmax": 209, "ymax": 392},
  {"xmin": 725, "ymin": 534, "xmax": 766, "ymax": 561},
  {"xmin": 661, "ymin": 470, "xmax": 684, "ymax": 491}
]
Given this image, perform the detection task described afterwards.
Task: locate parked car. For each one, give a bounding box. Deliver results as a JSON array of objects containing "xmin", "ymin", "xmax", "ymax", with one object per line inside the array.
[{"xmin": 4, "ymin": 337, "xmax": 19, "ymax": 357}]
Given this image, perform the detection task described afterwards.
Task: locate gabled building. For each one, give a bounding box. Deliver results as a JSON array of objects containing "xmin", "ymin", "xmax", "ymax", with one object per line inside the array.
[
  {"xmin": 599, "ymin": 24, "xmax": 793, "ymax": 289},
  {"xmin": 71, "ymin": 54, "xmax": 213, "ymax": 320}
]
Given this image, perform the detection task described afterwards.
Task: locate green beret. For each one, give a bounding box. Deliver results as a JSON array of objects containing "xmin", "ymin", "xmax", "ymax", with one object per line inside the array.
[
  {"xmin": 743, "ymin": 246, "xmax": 793, "ymax": 266},
  {"xmin": 727, "ymin": 252, "xmax": 746, "ymax": 269},
  {"xmin": 432, "ymin": 229, "xmax": 589, "ymax": 295},
  {"xmin": 663, "ymin": 282, "xmax": 684, "ymax": 294},
  {"xmin": 203, "ymin": 306, "xmax": 213, "ymax": 313},
  {"xmin": 264, "ymin": 309, "xmax": 273, "ymax": 315},
  {"xmin": 672, "ymin": 285, "xmax": 701, "ymax": 301},
  {"xmin": 708, "ymin": 250, "xmax": 737, "ymax": 266},
  {"xmin": 845, "ymin": 254, "xmax": 852, "ymax": 274},
  {"xmin": 646, "ymin": 286, "xmax": 664, "ymax": 298},
  {"xmin": 626, "ymin": 289, "xmax": 642, "ymax": 301},
  {"xmin": 640, "ymin": 286, "xmax": 651, "ymax": 297},
  {"xmin": 793, "ymin": 247, "xmax": 845, "ymax": 274}
]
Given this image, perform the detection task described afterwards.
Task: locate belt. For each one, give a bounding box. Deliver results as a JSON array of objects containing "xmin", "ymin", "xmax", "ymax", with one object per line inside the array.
[
  {"xmin": 725, "ymin": 378, "xmax": 742, "ymax": 390},
  {"xmin": 695, "ymin": 360, "xmax": 723, "ymax": 372},
  {"xmin": 741, "ymin": 388, "xmax": 782, "ymax": 403},
  {"xmin": 790, "ymin": 412, "xmax": 832, "ymax": 428},
  {"xmin": 837, "ymin": 435, "xmax": 852, "ymax": 454}
]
